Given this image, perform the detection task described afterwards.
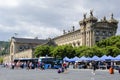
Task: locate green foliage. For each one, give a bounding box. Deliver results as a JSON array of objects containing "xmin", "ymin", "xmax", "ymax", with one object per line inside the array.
[
  {"xmin": 50, "ymin": 46, "xmax": 63, "ymax": 58},
  {"xmin": 115, "ymin": 41, "xmax": 120, "ymax": 49},
  {"xmin": 96, "ymin": 35, "xmax": 120, "ymax": 57},
  {"xmin": 34, "ymin": 45, "xmax": 52, "ymax": 57},
  {"xmin": 34, "ymin": 35, "xmax": 120, "ymax": 58},
  {"xmin": 74, "ymin": 46, "xmax": 89, "ymax": 57},
  {"xmin": 0, "ymin": 41, "xmax": 10, "ymax": 55},
  {"xmin": 103, "ymin": 46, "xmax": 120, "ymax": 57},
  {"xmin": 0, "ymin": 57, "xmax": 3, "ymax": 64},
  {"xmin": 51, "ymin": 45, "xmax": 75, "ymax": 59},
  {"xmin": 96, "ymin": 36, "xmax": 120, "ymax": 48},
  {"xmin": 63, "ymin": 45, "xmax": 75, "ymax": 58},
  {"xmin": 75, "ymin": 46, "xmax": 104, "ymax": 57}
]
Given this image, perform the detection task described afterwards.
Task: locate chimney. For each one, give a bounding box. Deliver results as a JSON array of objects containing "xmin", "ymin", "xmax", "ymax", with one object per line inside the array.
[
  {"xmin": 72, "ymin": 26, "xmax": 75, "ymax": 31},
  {"xmin": 63, "ymin": 30, "xmax": 66, "ymax": 35}
]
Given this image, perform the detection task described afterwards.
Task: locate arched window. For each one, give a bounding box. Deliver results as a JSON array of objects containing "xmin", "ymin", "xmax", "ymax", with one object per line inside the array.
[
  {"xmin": 19, "ymin": 45, "xmax": 25, "ymax": 51},
  {"xmin": 109, "ymin": 32, "xmax": 112, "ymax": 36},
  {"xmin": 77, "ymin": 41, "xmax": 80, "ymax": 46},
  {"xmin": 73, "ymin": 42, "xmax": 76, "ymax": 47}
]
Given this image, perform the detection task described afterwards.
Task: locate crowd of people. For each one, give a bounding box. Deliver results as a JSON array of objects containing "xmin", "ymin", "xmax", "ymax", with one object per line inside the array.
[
  {"xmin": 3, "ymin": 61, "xmax": 45, "ymax": 70},
  {"xmin": 2, "ymin": 60, "xmax": 120, "ymax": 75}
]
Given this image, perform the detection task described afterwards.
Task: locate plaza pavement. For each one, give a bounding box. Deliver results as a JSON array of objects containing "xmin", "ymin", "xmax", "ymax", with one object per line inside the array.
[{"xmin": 0, "ymin": 66, "xmax": 120, "ymax": 80}]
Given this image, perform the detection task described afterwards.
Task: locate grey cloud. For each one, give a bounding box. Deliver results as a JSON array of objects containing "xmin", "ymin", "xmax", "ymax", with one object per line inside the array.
[
  {"xmin": 0, "ymin": 0, "xmax": 120, "ymax": 41},
  {"xmin": 0, "ymin": 2, "xmax": 64, "ymax": 28}
]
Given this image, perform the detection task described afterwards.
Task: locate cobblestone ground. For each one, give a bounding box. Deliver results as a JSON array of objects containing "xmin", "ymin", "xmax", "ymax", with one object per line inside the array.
[{"xmin": 0, "ymin": 66, "xmax": 120, "ymax": 80}]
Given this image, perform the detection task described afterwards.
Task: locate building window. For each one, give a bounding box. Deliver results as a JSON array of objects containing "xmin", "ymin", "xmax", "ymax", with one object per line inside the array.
[
  {"xmin": 102, "ymin": 37, "xmax": 106, "ymax": 39},
  {"xmin": 95, "ymin": 37, "xmax": 100, "ymax": 43},
  {"xmin": 95, "ymin": 31, "xmax": 99, "ymax": 35},
  {"xmin": 102, "ymin": 31, "xmax": 106, "ymax": 36},
  {"xmin": 109, "ymin": 32, "xmax": 112, "ymax": 36},
  {"xmin": 77, "ymin": 41, "xmax": 80, "ymax": 46},
  {"xmin": 25, "ymin": 46, "xmax": 30, "ymax": 49},
  {"xmin": 73, "ymin": 42, "xmax": 76, "ymax": 47},
  {"xmin": 19, "ymin": 45, "xmax": 25, "ymax": 51},
  {"xmin": 19, "ymin": 46, "xmax": 23, "ymax": 51}
]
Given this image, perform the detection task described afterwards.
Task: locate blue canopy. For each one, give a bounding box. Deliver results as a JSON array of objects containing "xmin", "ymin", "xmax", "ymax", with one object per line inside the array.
[
  {"xmin": 115, "ymin": 55, "xmax": 120, "ymax": 61},
  {"xmin": 79, "ymin": 56, "xmax": 89, "ymax": 61},
  {"xmin": 86, "ymin": 57, "xmax": 92, "ymax": 61},
  {"xmin": 91, "ymin": 55, "xmax": 100, "ymax": 61},
  {"xmin": 99, "ymin": 55, "xmax": 108, "ymax": 61},
  {"xmin": 63, "ymin": 57, "xmax": 70, "ymax": 62},
  {"xmin": 71, "ymin": 56, "xmax": 80, "ymax": 62},
  {"xmin": 106, "ymin": 55, "xmax": 115, "ymax": 61},
  {"xmin": 63, "ymin": 56, "xmax": 80, "ymax": 62}
]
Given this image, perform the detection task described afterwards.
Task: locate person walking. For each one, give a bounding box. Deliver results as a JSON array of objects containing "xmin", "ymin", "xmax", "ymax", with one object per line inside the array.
[{"xmin": 92, "ymin": 61, "xmax": 96, "ymax": 75}]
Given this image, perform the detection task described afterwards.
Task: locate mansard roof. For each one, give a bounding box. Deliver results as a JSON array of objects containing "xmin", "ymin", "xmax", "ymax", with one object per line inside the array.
[
  {"xmin": 53, "ymin": 29, "xmax": 80, "ymax": 40},
  {"xmin": 11, "ymin": 37, "xmax": 48, "ymax": 44},
  {"xmin": 91, "ymin": 22, "xmax": 117, "ymax": 29}
]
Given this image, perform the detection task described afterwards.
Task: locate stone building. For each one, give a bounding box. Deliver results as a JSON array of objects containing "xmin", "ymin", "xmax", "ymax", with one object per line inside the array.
[
  {"xmin": 9, "ymin": 37, "xmax": 49, "ymax": 61},
  {"xmin": 53, "ymin": 11, "xmax": 118, "ymax": 47}
]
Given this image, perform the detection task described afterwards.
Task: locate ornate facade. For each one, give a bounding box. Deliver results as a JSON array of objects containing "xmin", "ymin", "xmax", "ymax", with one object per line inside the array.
[{"xmin": 53, "ymin": 11, "xmax": 118, "ymax": 47}]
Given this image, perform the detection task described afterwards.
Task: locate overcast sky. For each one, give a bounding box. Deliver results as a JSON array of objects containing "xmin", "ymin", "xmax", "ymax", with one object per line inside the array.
[{"xmin": 0, "ymin": 0, "xmax": 120, "ymax": 41}]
